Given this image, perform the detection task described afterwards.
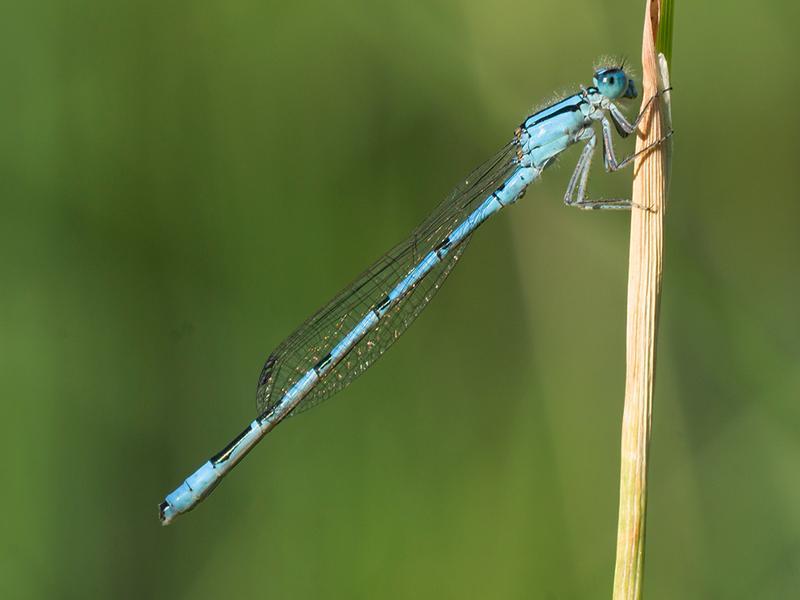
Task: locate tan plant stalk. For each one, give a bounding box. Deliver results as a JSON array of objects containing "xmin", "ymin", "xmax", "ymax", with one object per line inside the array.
[{"xmin": 612, "ymin": 0, "xmax": 672, "ymax": 598}]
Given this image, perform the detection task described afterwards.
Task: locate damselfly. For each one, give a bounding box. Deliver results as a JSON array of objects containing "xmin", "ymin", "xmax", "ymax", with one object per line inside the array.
[{"xmin": 159, "ymin": 62, "xmax": 670, "ymax": 525}]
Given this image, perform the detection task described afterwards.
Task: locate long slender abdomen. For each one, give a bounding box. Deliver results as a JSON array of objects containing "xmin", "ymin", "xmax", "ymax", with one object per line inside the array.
[{"xmin": 158, "ymin": 163, "xmax": 538, "ymax": 525}]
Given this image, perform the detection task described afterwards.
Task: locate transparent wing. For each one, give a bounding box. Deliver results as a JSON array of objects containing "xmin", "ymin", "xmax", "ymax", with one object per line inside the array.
[{"xmin": 256, "ymin": 141, "xmax": 520, "ymax": 416}]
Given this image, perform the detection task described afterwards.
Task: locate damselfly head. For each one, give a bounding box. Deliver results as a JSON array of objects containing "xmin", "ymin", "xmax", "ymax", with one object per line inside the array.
[{"xmin": 593, "ymin": 68, "xmax": 637, "ymax": 101}]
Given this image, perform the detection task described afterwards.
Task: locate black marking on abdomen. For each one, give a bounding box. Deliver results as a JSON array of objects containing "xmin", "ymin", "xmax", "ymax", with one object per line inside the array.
[
  {"xmin": 434, "ymin": 236, "xmax": 452, "ymax": 258},
  {"xmin": 373, "ymin": 295, "xmax": 391, "ymax": 317},
  {"xmin": 211, "ymin": 424, "xmax": 255, "ymax": 464},
  {"xmin": 313, "ymin": 352, "xmax": 332, "ymax": 375}
]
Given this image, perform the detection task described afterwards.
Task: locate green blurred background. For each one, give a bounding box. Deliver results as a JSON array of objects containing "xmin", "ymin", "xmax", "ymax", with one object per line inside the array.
[{"xmin": 2, "ymin": 1, "xmax": 799, "ymax": 598}]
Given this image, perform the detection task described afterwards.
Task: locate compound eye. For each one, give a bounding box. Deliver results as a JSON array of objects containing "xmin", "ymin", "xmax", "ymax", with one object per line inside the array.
[{"xmin": 594, "ymin": 68, "xmax": 628, "ymax": 100}]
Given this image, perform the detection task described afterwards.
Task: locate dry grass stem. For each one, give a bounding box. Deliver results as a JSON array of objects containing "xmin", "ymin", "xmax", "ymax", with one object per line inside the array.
[{"xmin": 611, "ymin": 0, "xmax": 672, "ymax": 598}]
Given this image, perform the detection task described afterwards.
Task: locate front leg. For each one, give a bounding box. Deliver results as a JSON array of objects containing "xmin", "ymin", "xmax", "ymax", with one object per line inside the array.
[
  {"xmin": 608, "ymin": 87, "xmax": 671, "ymax": 137},
  {"xmin": 601, "ymin": 116, "xmax": 673, "ymax": 172}
]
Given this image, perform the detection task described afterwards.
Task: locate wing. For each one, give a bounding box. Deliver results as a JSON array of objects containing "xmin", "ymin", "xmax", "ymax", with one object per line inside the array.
[{"xmin": 256, "ymin": 141, "xmax": 520, "ymax": 416}]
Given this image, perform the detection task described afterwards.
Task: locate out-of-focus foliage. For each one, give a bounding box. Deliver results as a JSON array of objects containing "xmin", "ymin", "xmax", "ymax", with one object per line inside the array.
[{"xmin": 2, "ymin": 1, "xmax": 798, "ymax": 598}]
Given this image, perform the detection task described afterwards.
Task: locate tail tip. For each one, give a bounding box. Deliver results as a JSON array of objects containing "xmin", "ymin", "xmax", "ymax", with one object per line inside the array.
[{"xmin": 159, "ymin": 501, "xmax": 176, "ymax": 526}]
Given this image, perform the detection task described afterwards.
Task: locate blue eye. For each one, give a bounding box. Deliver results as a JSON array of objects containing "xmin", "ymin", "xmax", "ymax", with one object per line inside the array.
[{"xmin": 592, "ymin": 68, "xmax": 635, "ymax": 100}]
